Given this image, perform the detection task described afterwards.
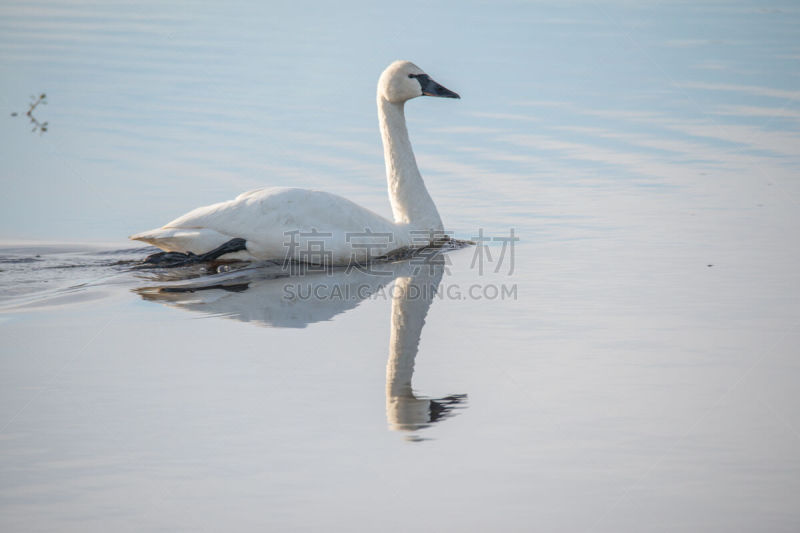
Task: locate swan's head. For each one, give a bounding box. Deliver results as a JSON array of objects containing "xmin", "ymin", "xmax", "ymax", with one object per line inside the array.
[{"xmin": 378, "ymin": 60, "xmax": 460, "ymax": 103}]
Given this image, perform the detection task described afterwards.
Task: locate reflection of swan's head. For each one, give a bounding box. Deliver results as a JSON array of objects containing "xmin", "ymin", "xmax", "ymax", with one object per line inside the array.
[
  {"xmin": 378, "ymin": 60, "xmax": 460, "ymax": 103},
  {"xmin": 387, "ymin": 394, "xmax": 467, "ymax": 433}
]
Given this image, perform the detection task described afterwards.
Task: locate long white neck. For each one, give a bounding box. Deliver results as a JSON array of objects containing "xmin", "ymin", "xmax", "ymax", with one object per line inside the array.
[{"xmin": 378, "ymin": 97, "xmax": 443, "ymax": 232}]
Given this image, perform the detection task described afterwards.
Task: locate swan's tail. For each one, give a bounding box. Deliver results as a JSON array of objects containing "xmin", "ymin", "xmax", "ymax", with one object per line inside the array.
[
  {"xmin": 129, "ymin": 228, "xmax": 167, "ymax": 247},
  {"xmin": 129, "ymin": 227, "xmax": 233, "ymax": 255}
]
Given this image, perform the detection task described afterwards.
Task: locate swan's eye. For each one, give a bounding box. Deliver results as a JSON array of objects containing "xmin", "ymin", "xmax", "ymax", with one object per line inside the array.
[{"xmin": 408, "ymin": 74, "xmax": 415, "ymax": 78}]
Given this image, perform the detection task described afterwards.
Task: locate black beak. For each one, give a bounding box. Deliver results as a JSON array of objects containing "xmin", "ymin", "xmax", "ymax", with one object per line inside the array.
[{"xmin": 414, "ymin": 74, "xmax": 460, "ymax": 99}]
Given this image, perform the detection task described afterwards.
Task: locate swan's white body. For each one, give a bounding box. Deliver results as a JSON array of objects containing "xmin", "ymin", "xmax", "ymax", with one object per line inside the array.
[
  {"xmin": 131, "ymin": 187, "xmax": 404, "ymax": 263},
  {"xmin": 130, "ymin": 60, "xmax": 459, "ymax": 264}
]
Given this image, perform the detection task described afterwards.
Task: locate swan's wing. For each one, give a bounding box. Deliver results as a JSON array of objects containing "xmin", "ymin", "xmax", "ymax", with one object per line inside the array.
[
  {"xmin": 131, "ymin": 187, "xmax": 402, "ymax": 261},
  {"xmin": 129, "ymin": 187, "xmax": 283, "ymax": 255},
  {"xmin": 163, "ymin": 187, "xmax": 393, "ymax": 232}
]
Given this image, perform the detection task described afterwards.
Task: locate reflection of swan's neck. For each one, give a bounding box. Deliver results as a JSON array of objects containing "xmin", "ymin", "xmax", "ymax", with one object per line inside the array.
[
  {"xmin": 385, "ymin": 268, "xmax": 444, "ymax": 432},
  {"xmin": 378, "ymin": 97, "xmax": 443, "ymax": 233},
  {"xmin": 386, "ymin": 276, "xmax": 428, "ymax": 398}
]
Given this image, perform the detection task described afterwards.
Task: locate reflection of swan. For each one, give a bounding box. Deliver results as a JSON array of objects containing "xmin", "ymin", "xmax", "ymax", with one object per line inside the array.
[
  {"xmin": 130, "ymin": 60, "xmax": 460, "ymax": 264},
  {"xmin": 386, "ymin": 263, "xmax": 466, "ymax": 433},
  {"xmin": 136, "ymin": 256, "xmax": 466, "ymax": 433},
  {"xmin": 136, "ymin": 264, "xmax": 397, "ymax": 328}
]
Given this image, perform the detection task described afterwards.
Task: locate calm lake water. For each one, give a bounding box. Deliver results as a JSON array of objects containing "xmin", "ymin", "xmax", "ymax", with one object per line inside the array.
[{"xmin": 2, "ymin": 1, "xmax": 800, "ymax": 531}]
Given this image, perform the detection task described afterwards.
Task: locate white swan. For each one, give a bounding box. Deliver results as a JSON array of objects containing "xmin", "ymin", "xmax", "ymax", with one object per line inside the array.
[{"xmin": 130, "ymin": 60, "xmax": 459, "ymax": 264}]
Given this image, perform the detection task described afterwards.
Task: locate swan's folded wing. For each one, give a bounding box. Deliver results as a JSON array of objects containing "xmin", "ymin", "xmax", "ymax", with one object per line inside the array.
[
  {"xmin": 129, "ymin": 187, "xmax": 401, "ymax": 262},
  {"xmin": 129, "ymin": 188, "xmax": 300, "ymax": 258},
  {"xmin": 158, "ymin": 187, "xmax": 295, "ymax": 236}
]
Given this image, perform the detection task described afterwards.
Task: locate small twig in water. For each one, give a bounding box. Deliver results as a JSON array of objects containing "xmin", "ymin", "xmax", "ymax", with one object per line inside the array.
[{"xmin": 10, "ymin": 93, "xmax": 48, "ymax": 134}]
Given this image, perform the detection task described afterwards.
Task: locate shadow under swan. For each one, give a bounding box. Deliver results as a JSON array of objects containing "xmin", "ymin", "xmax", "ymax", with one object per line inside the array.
[{"xmin": 134, "ymin": 258, "xmax": 466, "ymax": 435}]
